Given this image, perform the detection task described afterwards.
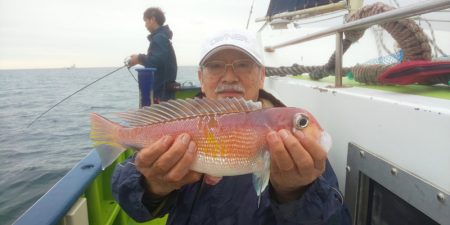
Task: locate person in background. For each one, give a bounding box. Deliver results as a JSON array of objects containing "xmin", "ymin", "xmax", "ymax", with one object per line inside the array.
[
  {"xmin": 112, "ymin": 29, "xmax": 351, "ymax": 225},
  {"xmin": 128, "ymin": 7, "xmax": 178, "ymax": 103}
]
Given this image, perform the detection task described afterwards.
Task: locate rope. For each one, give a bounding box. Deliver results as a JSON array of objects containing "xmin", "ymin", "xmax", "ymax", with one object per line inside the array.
[
  {"xmin": 265, "ymin": 2, "xmax": 449, "ymax": 86},
  {"xmin": 372, "ymin": 27, "xmax": 384, "ymax": 59},
  {"xmin": 347, "ymin": 2, "xmax": 431, "ymax": 61},
  {"xmin": 419, "ymin": 17, "xmax": 448, "ymax": 57},
  {"xmin": 373, "ymin": 26, "xmax": 393, "ymax": 57},
  {"xmin": 351, "ymin": 64, "xmax": 393, "ymax": 84},
  {"xmin": 266, "ymin": 65, "xmax": 321, "ymax": 76},
  {"xmin": 390, "ymin": 0, "xmax": 400, "ymax": 8}
]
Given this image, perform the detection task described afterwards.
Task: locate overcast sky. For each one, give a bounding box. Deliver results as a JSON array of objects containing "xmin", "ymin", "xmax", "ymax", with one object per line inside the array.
[
  {"xmin": 0, "ymin": 0, "xmax": 270, "ymax": 69},
  {"xmin": 1, "ymin": 0, "xmax": 448, "ymax": 69}
]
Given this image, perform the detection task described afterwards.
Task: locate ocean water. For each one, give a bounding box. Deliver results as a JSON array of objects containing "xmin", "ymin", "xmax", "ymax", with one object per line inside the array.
[{"xmin": 0, "ymin": 66, "xmax": 199, "ymax": 225}]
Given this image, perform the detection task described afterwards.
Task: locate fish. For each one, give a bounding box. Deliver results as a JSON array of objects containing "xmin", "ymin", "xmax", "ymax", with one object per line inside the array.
[{"xmin": 90, "ymin": 97, "xmax": 332, "ymax": 197}]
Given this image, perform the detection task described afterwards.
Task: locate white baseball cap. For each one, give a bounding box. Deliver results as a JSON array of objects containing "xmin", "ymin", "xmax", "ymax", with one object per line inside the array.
[{"xmin": 199, "ymin": 29, "xmax": 264, "ymax": 66}]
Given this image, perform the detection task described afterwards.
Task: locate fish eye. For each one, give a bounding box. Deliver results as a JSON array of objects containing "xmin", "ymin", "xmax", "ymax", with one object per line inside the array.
[{"xmin": 294, "ymin": 113, "xmax": 309, "ymax": 130}]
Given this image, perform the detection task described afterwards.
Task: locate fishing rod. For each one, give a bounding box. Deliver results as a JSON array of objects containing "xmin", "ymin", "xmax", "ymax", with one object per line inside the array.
[
  {"xmin": 246, "ymin": 0, "xmax": 255, "ymax": 29},
  {"xmin": 27, "ymin": 64, "xmax": 133, "ymax": 128}
]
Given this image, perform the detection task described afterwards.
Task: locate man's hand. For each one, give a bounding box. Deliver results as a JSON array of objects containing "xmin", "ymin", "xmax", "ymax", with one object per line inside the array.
[
  {"xmin": 135, "ymin": 133, "xmax": 202, "ymax": 197},
  {"xmin": 266, "ymin": 129, "xmax": 327, "ymax": 203},
  {"xmin": 128, "ymin": 54, "xmax": 140, "ymax": 67}
]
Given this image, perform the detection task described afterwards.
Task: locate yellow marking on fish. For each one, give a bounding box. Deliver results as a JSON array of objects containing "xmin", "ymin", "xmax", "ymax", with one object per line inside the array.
[
  {"xmin": 205, "ymin": 129, "xmax": 220, "ymax": 158},
  {"xmin": 202, "ymin": 115, "xmax": 226, "ymax": 158}
]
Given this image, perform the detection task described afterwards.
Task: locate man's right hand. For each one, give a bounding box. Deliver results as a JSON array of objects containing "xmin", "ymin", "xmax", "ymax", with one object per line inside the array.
[{"xmin": 135, "ymin": 133, "xmax": 202, "ymax": 197}]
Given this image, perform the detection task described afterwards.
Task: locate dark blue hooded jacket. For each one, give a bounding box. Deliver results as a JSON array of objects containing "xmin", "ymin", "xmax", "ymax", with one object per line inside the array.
[
  {"xmin": 138, "ymin": 25, "xmax": 177, "ymax": 101},
  {"xmin": 111, "ymin": 90, "xmax": 352, "ymax": 225}
]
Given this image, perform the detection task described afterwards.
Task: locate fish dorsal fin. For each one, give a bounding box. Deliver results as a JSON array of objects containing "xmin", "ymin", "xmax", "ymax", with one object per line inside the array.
[{"xmin": 116, "ymin": 97, "xmax": 262, "ymax": 127}]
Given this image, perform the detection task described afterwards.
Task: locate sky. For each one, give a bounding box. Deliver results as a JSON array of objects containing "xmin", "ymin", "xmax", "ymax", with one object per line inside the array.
[
  {"xmin": 0, "ymin": 0, "xmax": 271, "ymax": 69},
  {"xmin": 0, "ymin": 0, "xmax": 448, "ymax": 69}
]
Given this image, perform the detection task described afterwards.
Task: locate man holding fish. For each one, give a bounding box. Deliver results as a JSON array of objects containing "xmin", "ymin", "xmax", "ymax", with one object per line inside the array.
[{"xmin": 104, "ymin": 29, "xmax": 351, "ymax": 224}]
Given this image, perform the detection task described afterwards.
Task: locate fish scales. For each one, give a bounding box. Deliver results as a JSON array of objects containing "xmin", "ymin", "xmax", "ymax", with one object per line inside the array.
[
  {"xmin": 117, "ymin": 110, "xmax": 268, "ymax": 176},
  {"xmin": 192, "ymin": 112, "xmax": 267, "ymax": 175},
  {"xmin": 90, "ymin": 98, "xmax": 331, "ymax": 196}
]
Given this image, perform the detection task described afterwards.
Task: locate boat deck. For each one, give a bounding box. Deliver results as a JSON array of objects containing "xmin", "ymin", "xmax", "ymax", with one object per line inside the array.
[{"xmin": 292, "ymin": 75, "xmax": 450, "ymax": 100}]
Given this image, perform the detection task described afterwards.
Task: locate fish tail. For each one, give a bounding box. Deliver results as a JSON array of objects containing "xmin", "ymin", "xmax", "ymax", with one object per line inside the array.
[
  {"xmin": 252, "ymin": 149, "xmax": 271, "ymax": 207},
  {"xmin": 90, "ymin": 113, "xmax": 125, "ymax": 169}
]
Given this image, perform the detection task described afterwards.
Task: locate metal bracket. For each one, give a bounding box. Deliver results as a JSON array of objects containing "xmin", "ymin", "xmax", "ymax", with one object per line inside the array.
[{"xmin": 345, "ymin": 142, "xmax": 449, "ymax": 225}]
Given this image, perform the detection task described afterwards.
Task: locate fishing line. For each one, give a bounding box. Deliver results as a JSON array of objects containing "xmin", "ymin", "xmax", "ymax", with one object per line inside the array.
[
  {"xmin": 124, "ymin": 56, "xmax": 138, "ymax": 82},
  {"xmin": 126, "ymin": 67, "xmax": 138, "ymax": 82},
  {"xmin": 27, "ymin": 65, "xmax": 127, "ymax": 128}
]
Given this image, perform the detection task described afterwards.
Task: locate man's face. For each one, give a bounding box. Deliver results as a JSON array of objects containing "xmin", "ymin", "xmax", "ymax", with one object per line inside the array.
[
  {"xmin": 198, "ymin": 49, "xmax": 265, "ymax": 101},
  {"xmin": 144, "ymin": 17, "xmax": 155, "ymax": 33}
]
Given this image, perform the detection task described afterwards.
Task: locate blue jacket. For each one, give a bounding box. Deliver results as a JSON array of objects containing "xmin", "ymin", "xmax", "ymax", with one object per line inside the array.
[
  {"xmin": 111, "ymin": 91, "xmax": 352, "ymax": 224},
  {"xmin": 138, "ymin": 25, "xmax": 178, "ymax": 101}
]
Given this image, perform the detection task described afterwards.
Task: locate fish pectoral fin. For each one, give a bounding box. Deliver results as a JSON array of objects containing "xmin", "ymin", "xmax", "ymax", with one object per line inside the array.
[
  {"xmin": 320, "ymin": 131, "xmax": 332, "ymax": 153},
  {"xmin": 204, "ymin": 175, "xmax": 223, "ymax": 185},
  {"xmin": 95, "ymin": 144, "xmax": 126, "ymax": 170},
  {"xmin": 252, "ymin": 150, "xmax": 270, "ymax": 207}
]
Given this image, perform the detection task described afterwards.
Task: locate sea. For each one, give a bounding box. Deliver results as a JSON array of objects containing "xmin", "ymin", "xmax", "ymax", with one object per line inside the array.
[{"xmin": 0, "ymin": 66, "xmax": 199, "ymax": 225}]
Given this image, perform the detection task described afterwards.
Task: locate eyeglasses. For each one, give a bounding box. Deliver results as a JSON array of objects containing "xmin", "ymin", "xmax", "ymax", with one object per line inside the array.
[{"xmin": 202, "ymin": 59, "xmax": 257, "ymax": 77}]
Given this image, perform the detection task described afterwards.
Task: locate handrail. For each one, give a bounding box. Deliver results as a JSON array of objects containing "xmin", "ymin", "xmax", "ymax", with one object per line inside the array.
[
  {"xmin": 13, "ymin": 150, "xmax": 102, "ymax": 225},
  {"xmin": 264, "ymin": 0, "xmax": 450, "ymax": 52},
  {"xmin": 263, "ymin": 0, "xmax": 450, "ymax": 87}
]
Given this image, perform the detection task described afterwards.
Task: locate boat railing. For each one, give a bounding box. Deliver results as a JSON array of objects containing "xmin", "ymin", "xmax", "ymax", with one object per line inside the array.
[
  {"xmin": 13, "ymin": 80, "xmax": 200, "ymax": 225},
  {"xmin": 262, "ymin": 0, "xmax": 450, "ymax": 87},
  {"xmin": 13, "ymin": 150, "xmax": 102, "ymax": 225},
  {"xmin": 13, "ymin": 149, "xmax": 167, "ymax": 225}
]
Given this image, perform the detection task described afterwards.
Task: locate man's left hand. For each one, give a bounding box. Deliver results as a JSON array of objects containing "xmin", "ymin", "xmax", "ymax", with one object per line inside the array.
[{"xmin": 266, "ymin": 129, "xmax": 327, "ymax": 203}]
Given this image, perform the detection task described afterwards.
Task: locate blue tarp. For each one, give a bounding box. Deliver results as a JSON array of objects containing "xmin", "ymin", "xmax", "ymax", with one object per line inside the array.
[{"xmin": 266, "ymin": 0, "xmax": 342, "ymax": 16}]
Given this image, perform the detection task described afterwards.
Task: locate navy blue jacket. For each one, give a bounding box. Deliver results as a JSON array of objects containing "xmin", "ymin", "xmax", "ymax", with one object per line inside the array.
[
  {"xmin": 111, "ymin": 91, "xmax": 352, "ymax": 224},
  {"xmin": 138, "ymin": 25, "xmax": 177, "ymax": 101}
]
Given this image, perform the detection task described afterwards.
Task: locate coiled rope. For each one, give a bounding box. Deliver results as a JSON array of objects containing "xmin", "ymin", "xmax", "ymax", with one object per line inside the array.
[{"xmin": 265, "ymin": 2, "xmax": 449, "ymax": 85}]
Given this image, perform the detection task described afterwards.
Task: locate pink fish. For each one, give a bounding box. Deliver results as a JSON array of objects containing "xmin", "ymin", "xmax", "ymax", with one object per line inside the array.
[{"xmin": 90, "ymin": 98, "xmax": 331, "ymax": 196}]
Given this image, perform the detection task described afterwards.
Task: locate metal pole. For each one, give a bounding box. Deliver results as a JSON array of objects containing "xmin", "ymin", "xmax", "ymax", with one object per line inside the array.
[
  {"xmin": 335, "ymin": 32, "xmax": 343, "ymax": 87},
  {"xmin": 264, "ymin": 0, "xmax": 450, "ymax": 51}
]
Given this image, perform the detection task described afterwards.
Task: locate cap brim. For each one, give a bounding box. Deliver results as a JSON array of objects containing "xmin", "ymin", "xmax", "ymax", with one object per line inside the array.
[{"xmin": 199, "ymin": 45, "xmax": 263, "ymax": 66}]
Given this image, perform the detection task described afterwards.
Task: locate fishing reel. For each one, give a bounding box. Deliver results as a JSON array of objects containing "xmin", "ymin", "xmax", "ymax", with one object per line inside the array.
[{"xmin": 123, "ymin": 56, "xmax": 132, "ymax": 68}]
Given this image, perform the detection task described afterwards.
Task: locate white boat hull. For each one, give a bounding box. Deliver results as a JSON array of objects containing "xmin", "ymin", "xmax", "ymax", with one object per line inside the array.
[{"xmin": 264, "ymin": 76, "xmax": 450, "ymax": 193}]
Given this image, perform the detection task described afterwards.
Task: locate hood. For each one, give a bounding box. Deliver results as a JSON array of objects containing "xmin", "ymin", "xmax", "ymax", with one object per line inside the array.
[{"xmin": 149, "ymin": 25, "xmax": 173, "ymax": 40}]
